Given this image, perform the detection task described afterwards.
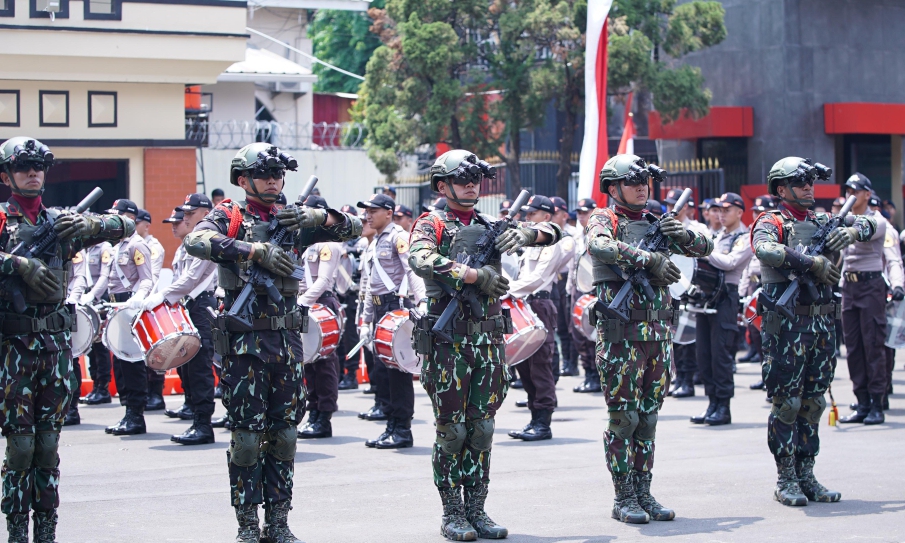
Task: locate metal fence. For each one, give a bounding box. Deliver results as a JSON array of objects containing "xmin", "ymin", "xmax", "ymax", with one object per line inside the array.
[
  {"xmin": 185, "ymin": 119, "xmax": 366, "ymax": 150},
  {"xmin": 654, "ymin": 158, "xmax": 726, "ymax": 206}
]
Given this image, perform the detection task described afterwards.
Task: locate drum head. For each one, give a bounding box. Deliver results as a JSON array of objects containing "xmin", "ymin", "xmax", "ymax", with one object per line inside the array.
[
  {"xmin": 672, "ymin": 310, "xmax": 696, "ymax": 345},
  {"xmin": 576, "ymin": 253, "xmax": 595, "ymax": 294},
  {"xmin": 504, "ymin": 301, "xmax": 546, "ymax": 366},
  {"xmin": 390, "ymin": 317, "xmax": 421, "ymax": 373},
  {"xmin": 501, "ymin": 253, "xmax": 520, "ymax": 281},
  {"xmin": 886, "ymin": 300, "xmax": 905, "ymax": 349},
  {"xmin": 147, "ymin": 334, "xmax": 201, "ymax": 372},
  {"xmin": 670, "ymin": 255, "xmax": 695, "ymax": 299},
  {"xmin": 302, "ymin": 316, "xmax": 325, "ymax": 365},
  {"xmin": 103, "ymin": 307, "xmax": 144, "ymax": 362},
  {"xmin": 72, "ymin": 306, "xmax": 96, "ymax": 358}
]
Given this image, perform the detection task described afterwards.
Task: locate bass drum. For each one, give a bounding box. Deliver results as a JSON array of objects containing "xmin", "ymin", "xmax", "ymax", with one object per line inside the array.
[
  {"xmin": 72, "ymin": 305, "xmax": 100, "ymax": 358},
  {"xmin": 302, "ymin": 303, "xmax": 342, "ymax": 364},
  {"xmin": 502, "ymin": 298, "xmax": 546, "ymax": 366},
  {"xmin": 102, "ymin": 307, "xmax": 144, "ymax": 362},
  {"xmin": 374, "ymin": 308, "xmax": 421, "ymax": 374},
  {"xmin": 575, "ymin": 253, "xmax": 595, "ymax": 294},
  {"xmin": 886, "ymin": 300, "xmax": 905, "ymax": 349},
  {"xmin": 571, "ymin": 294, "xmax": 598, "ymax": 341}
]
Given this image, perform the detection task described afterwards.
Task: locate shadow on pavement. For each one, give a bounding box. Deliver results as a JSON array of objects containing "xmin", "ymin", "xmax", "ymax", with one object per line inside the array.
[
  {"xmin": 299, "ymin": 435, "xmax": 363, "ymax": 446},
  {"xmin": 295, "ymin": 452, "xmax": 335, "ymax": 463},
  {"xmin": 149, "ymin": 441, "xmax": 228, "ymax": 452},
  {"xmin": 637, "ymin": 515, "xmax": 763, "ymax": 536},
  {"xmin": 801, "ymin": 499, "xmax": 905, "ymax": 518},
  {"xmin": 496, "ymin": 438, "xmax": 597, "ymax": 447},
  {"xmin": 507, "ymin": 535, "xmax": 616, "ymax": 543},
  {"xmin": 394, "ymin": 446, "xmax": 433, "ymax": 455}
]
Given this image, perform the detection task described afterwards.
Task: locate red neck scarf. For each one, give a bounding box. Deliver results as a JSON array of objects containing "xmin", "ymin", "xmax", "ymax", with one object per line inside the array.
[
  {"xmin": 615, "ymin": 205, "xmax": 644, "ymax": 221},
  {"xmin": 781, "ymin": 203, "xmax": 809, "ymax": 221},
  {"xmin": 449, "ymin": 208, "xmax": 475, "ymax": 226},
  {"xmin": 245, "ymin": 199, "xmax": 273, "ymax": 221},
  {"xmin": 11, "ymin": 194, "xmax": 43, "ymax": 224}
]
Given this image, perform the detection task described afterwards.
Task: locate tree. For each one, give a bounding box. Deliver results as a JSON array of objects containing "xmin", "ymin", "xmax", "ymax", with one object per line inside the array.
[
  {"xmin": 308, "ymin": 1, "xmax": 386, "ymax": 94},
  {"xmin": 608, "ymin": 0, "xmax": 726, "ymax": 125}
]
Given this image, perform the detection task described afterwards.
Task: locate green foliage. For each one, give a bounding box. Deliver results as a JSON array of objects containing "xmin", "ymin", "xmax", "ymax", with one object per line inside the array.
[{"xmin": 308, "ymin": 1, "xmax": 385, "ymax": 94}]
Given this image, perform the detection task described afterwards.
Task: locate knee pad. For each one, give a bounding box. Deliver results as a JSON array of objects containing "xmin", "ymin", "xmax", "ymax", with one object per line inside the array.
[
  {"xmin": 34, "ymin": 431, "xmax": 60, "ymax": 470},
  {"xmin": 800, "ymin": 396, "xmax": 827, "ymax": 425},
  {"xmin": 5, "ymin": 434, "xmax": 35, "ymax": 472},
  {"xmin": 268, "ymin": 426, "xmax": 298, "ymax": 462},
  {"xmin": 771, "ymin": 396, "xmax": 802, "ymax": 425},
  {"xmin": 435, "ymin": 422, "xmax": 467, "ymax": 455},
  {"xmin": 607, "ymin": 410, "xmax": 639, "ymax": 441},
  {"xmin": 634, "ymin": 412, "xmax": 658, "ymax": 441},
  {"xmin": 230, "ymin": 429, "xmax": 263, "ymax": 467},
  {"xmin": 466, "ymin": 419, "xmax": 494, "ymax": 452}
]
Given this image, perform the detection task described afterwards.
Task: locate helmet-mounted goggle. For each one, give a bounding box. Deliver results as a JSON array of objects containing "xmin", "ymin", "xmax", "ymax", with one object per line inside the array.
[
  {"xmin": 10, "ymin": 140, "xmax": 54, "ymax": 173},
  {"xmin": 435, "ymin": 158, "xmax": 497, "ymax": 186},
  {"xmin": 248, "ymin": 147, "xmax": 298, "ymax": 180},
  {"xmin": 788, "ymin": 159, "xmax": 832, "ymax": 188},
  {"xmin": 622, "ymin": 159, "xmax": 666, "ymax": 187}
]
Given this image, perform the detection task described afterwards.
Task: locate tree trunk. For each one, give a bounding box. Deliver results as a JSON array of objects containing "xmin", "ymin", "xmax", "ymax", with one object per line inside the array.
[
  {"xmin": 556, "ymin": 95, "xmax": 577, "ymax": 200},
  {"xmin": 450, "ymin": 114, "xmax": 462, "ymax": 149},
  {"xmin": 508, "ymin": 127, "xmax": 522, "ymax": 195}
]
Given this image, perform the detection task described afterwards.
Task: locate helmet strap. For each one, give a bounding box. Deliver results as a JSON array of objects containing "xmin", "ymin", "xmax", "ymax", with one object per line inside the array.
[
  {"xmin": 779, "ymin": 184, "xmax": 813, "ymax": 209},
  {"xmin": 243, "ymin": 172, "xmax": 280, "ymax": 204},
  {"xmin": 446, "ymin": 182, "xmax": 478, "ymax": 207},
  {"xmin": 613, "ymin": 183, "xmax": 646, "ymax": 212},
  {"xmin": 3, "ymin": 166, "xmax": 44, "ymax": 198}
]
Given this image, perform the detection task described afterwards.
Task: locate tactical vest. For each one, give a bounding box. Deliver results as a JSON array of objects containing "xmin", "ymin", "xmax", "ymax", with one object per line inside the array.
[
  {"xmin": 217, "ymin": 210, "xmax": 300, "ymax": 297},
  {"xmin": 0, "ymin": 205, "xmax": 70, "ymax": 304},
  {"xmin": 760, "ymin": 213, "xmax": 819, "ymax": 284},
  {"xmin": 592, "ymin": 219, "xmax": 651, "ymax": 284},
  {"xmin": 422, "ymin": 213, "xmax": 502, "ymax": 300}
]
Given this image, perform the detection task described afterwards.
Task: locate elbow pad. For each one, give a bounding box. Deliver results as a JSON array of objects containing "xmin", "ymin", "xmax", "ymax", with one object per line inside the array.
[
  {"xmin": 588, "ymin": 238, "xmax": 618, "ymax": 264},
  {"xmin": 183, "ymin": 232, "xmax": 214, "ymax": 260},
  {"xmin": 409, "ymin": 252, "xmax": 434, "ymax": 280},
  {"xmin": 755, "ymin": 242, "xmax": 786, "ymax": 268}
]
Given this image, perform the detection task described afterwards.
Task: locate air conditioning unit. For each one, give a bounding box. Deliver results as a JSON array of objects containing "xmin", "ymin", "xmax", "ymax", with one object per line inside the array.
[{"xmin": 271, "ymin": 81, "xmax": 301, "ymax": 94}]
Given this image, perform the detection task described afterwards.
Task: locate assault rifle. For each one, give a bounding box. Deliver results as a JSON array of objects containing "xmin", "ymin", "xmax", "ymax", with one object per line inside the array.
[
  {"xmin": 599, "ymin": 187, "xmax": 693, "ymax": 324},
  {"xmin": 226, "ymin": 175, "xmax": 318, "ymax": 332},
  {"xmin": 3, "ymin": 187, "xmax": 103, "ymax": 313},
  {"xmin": 770, "ymin": 194, "xmax": 856, "ymax": 320},
  {"xmin": 430, "ymin": 189, "xmax": 532, "ymax": 343}
]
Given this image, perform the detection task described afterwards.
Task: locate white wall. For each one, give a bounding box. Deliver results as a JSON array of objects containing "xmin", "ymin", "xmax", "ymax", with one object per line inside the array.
[{"xmin": 201, "ymin": 82, "xmax": 257, "ymax": 124}]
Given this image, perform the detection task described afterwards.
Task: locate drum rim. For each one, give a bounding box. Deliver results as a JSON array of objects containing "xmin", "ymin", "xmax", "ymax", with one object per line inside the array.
[
  {"xmin": 145, "ymin": 332, "xmax": 202, "ymax": 370},
  {"xmin": 103, "ymin": 307, "xmax": 144, "ymax": 362}
]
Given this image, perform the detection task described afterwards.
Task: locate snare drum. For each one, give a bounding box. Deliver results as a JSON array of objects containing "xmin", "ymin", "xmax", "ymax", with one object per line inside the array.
[
  {"xmin": 102, "ymin": 307, "xmax": 144, "ymax": 362},
  {"xmin": 742, "ymin": 288, "xmax": 762, "ymax": 331},
  {"xmin": 502, "ymin": 298, "xmax": 546, "ymax": 366},
  {"xmin": 670, "ymin": 255, "xmax": 725, "ymax": 307},
  {"xmin": 72, "ymin": 305, "xmax": 100, "ymax": 358},
  {"xmin": 374, "ymin": 308, "xmax": 421, "ymax": 373},
  {"xmin": 132, "ymin": 302, "xmax": 202, "ymax": 371},
  {"xmin": 575, "ymin": 253, "xmax": 595, "ymax": 294},
  {"xmin": 571, "ymin": 294, "xmax": 598, "ymax": 341},
  {"xmin": 302, "ymin": 303, "xmax": 342, "ymax": 364}
]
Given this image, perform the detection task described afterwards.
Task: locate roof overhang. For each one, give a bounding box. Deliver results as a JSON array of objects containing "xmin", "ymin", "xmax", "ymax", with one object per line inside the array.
[
  {"xmin": 218, "ymin": 47, "xmax": 317, "ymax": 84},
  {"xmin": 648, "ymin": 106, "xmax": 754, "ymax": 140},
  {"xmin": 248, "ymin": 0, "xmax": 371, "ymax": 10},
  {"xmin": 824, "ymin": 103, "xmax": 905, "ymax": 135}
]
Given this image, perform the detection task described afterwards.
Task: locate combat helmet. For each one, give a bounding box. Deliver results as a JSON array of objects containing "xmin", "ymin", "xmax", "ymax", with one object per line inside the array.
[
  {"xmin": 598, "ymin": 153, "xmax": 667, "ymax": 211},
  {"xmin": 429, "ymin": 149, "xmax": 495, "ymax": 207},
  {"xmin": 229, "ymin": 143, "xmax": 298, "ymax": 203},
  {"xmin": 767, "ymin": 157, "xmax": 831, "ymax": 208},
  {"xmin": 0, "ymin": 137, "xmax": 54, "ymax": 197}
]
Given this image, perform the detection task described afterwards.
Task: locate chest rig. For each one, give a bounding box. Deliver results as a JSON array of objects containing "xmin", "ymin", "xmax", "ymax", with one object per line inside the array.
[
  {"xmin": 422, "ymin": 212, "xmax": 502, "ymax": 300},
  {"xmin": 217, "ymin": 209, "xmax": 300, "ymax": 297},
  {"xmin": 0, "ymin": 204, "xmax": 70, "ymax": 304},
  {"xmin": 760, "ymin": 213, "xmax": 820, "ymax": 284},
  {"xmin": 592, "ymin": 218, "xmax": 653, "ymax": 284}
]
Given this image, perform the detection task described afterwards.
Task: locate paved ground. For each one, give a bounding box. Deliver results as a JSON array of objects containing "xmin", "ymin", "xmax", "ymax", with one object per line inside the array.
[{"xmin": 51, "ymin": 351, "xmax": 905, "ymax": 542}]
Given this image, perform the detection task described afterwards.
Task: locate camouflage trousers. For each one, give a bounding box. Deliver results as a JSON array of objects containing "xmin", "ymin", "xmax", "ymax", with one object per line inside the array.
[
  {"xmin": 597, "ymin": 338, "xmax": 670, "ymax": 475},
  {"xmin": 0, "ymin": 341, "xmax": 73, "ymax": 514},
  {"xmin": 421, "ymin": 342, "xmax": 508, "ymax": 490},
  {"xmin": 221, "ymin": 353, "xmax": 305, "ymax": 506},
  {"xmin": 762, "ymin": 318, "xmax": 835, "ymax": 459}
]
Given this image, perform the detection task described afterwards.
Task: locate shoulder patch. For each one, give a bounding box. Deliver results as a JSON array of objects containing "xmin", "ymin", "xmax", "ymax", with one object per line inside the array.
[
  {"xmin": 319, "ymin": 245, "xmax": 332, "ymax": 261},
  {"xmin": 886, "ymin": 232, "xmax": 896, "ymax": 248},
  {"xmin": 540, "ymin": 246, "xmax": 554, "ymax": 260},
  {"xmin": 133, "ymin": 250, "xmax": 146, "ymax": 266},
  {"xmin": 396, "ymin": 237, "xmax": 410, "ymax": 254},
  {"xmin": 101, "ymin": 249, "xmax": 112, "ymax": 263},
  {"xmin": 733, "ymin": 236, "xmax": 747, "ymax": 250},
  {"xmin": 561, "ymin": 237, "xmax": 575, "ymax": 252},
  {"xmin": 72, "ymin": 251, "xmax": 83, "ymax": 264},
  {"xmin": 150, "ymin": 247, "xmax": 160, "ymax": 259}
]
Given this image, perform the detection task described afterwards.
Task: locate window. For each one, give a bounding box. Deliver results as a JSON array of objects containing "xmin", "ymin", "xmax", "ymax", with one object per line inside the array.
[
  {"xmin": 0, "ymin": 91, "xmax": 20, "ymax": 127},
  {"xmin": 84, "ymin": 0, "xmax": 121, "ymax": 20},
  {"xmin": 30, "ymin": 0, "xmax": 70, "ymax": 19},
  {"xmin": 39, "ymin": 90, "xmax": 69, "ymax": 127},
  {"xmin": 0, "ymin": 0, "xmax": 15, "ymax": 17},
  {"xmin": 88, "ymin": 91, "xmax": 117, "ymax": 127}
]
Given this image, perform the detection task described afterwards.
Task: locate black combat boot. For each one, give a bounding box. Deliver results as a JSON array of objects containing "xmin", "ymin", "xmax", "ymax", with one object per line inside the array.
[
  {"xmin": 299, "ymin": 411, "xmax": 332, "ymax": 439},
  {"xmin": 670, "ymin": 373, "xmax": 695, "ymax": 398},
  {"xmin": 363, "ymin": 384, "xmax": 376, "ymax": 394},
  {"xmin": 738, "ymin": 346, "xmax": 757, "ymax": 362},
  {"xmin": 514, "ymin": 399, "xmax": 528, "ymax": 408},
  {"xmin": 750, "ymin": 379, "xmax": 765, "ymax": 390},
  {"xmin": 510, "ymin": 378, "xmax": 523, "ymax": 389},
  {"xmin": 84, "ymin": 384, "xmax": 111, "ymax": 405},
  {"xmin": 298, "ymin": 409, "xmax": 319, "ymax": 436},
  {"xmin": 105, "ymin": 414, "xmax": 126, "ymax": 434},
  {"xmin": 774, "ymin": 456, "xmax": 808, "ymax": 506},
  {"xmin": 633, "ymin": 471, "xmax": 675, "ymax": 521},
  {"xmin": 112, "ymin": 406, "xmax": 146, "ymax": 435},
  {"xmin": 573, "ymin": 372, "xmax": 601, "ymax": 393},
  {"xmin": 164, "ymin": 403, "xmax": 193, "ymax": 420},
  {"xmin": 212, "ymin": 413, "xmax": 230, "ymax": 429},
  {"xmin": 376, "ymin": 418, "xmax": 413, "ymax": 449},
  {"xmin": 234, "ymin": 503, "xmax": 260, "ymax": 543},
  {"xmin": 863, "ymin": 394, "xmax": 885, "ymax": 425},
  {"xmin": 63, "ymin": 407, "xmax": 81, "ymax": 427},
  {"xmin": 704, "ymin": 398, "xmax": 731, "ymax": 426},
  {"xmin": 359, "ymin": 404, "xmax": 387, "ymax": 421},
  {"xmin": 508, "ymin": 410, "xmax": 537, "ymax": 439},
  {"xmin": 261, "ymin": 500, "xmax": 302, "ymax": 543},
  {"xmin": 690, "ymin": 397, "xmax": 717, "ymax": 424},
  {"xmin": 438, "ymin": 487, "xmax": 477, "ymax": 541},
  {"xmin": 463, "ymin": 483, "xmax": 507, "ymax": 539},
  {"xmin": 6, "ymin": 513, "xmax": 28, "ymax": 543},
  {"xmin": 840, "ymin": 392, "xmax": 870, "ymax": 423},
  {"xmin": 366, "ymin": 418, "xmax": 395, "ymax": 448},
  {"xmin": 796, "ymin": 456, "xmax": 841, "ymax": 503},
  {"xmin": 172, "ymin": 412, "xmax": 215, "ymax": 445},
  {"xmin": 517, "ymin": 409, "xmax": 552, "ymax": 441},
  {"xmin": 611, "ymin": 473, "xmax": 649, "ymax": 524},
  {"xmin": 145, "ymin": 393, "xmax": 166, "ymax": 411},
  {"xmin": 32, "ymin": 510, "xmax": 58, "ymax": 543},
  {"xmin": 560, "ymin": 359, "xmax": 580, "ymax": 377},
  {"xmin": 79, "ymin": 386, "xmax": 96, "ymax": 404},
  {"xmin": 338, "ymin": 373, "xmax": 358, "ymax": 390}
]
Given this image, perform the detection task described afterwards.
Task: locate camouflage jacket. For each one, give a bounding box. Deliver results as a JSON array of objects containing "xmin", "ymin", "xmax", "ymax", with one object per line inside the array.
[
  {"xmin": 585, "ymin": 206, "xmax": 713, "ymax": 342},
  {"xmin": 409, "ymin": 206, "xmax": 561, "ymax": 344}
]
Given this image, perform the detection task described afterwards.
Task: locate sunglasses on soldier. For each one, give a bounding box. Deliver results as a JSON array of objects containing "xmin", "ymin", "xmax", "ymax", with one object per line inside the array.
[
  {"xmin": 251, "ymin": 167, "xmax": 285, "ymax": 180},
  {"xmin": 787, "ymin": 177, "xmax": 814, "ymax": 189},
  {"xmin": 11, "ymin": 161, "xmax": 46, "ymax": 173}
]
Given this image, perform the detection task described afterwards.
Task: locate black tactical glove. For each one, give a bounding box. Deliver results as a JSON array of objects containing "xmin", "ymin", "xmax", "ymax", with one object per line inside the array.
[
  {"xmin": 473, "ymin": 266, "xmax": 509, "ymax": 298},
  {"xmin": 495, "ymin": 226, "xmax": 537, "ymax": 255},
  {"xmin": 250, "ymin": 242, "xmax": 295, "ymax": 277},
  {"xmin": 644, "ymin": 252, "xmax": 682, "ymax": 284},
  {"xmin": 53, "ymin": 213, "xmax": 101, "ymax": 241},
  {"xmin": 809, "ymin": 255, "xmax": 841, "ymax": 285},
  {"xmin": 893, "ymin": 286, "xmax": 905, "ymax": 301},
  {"xmin": 276, "ymin": 206, "xmax": 327, "ymax": 232},
  {"xmin": 658, "ymin": 216, "xmax": 691, "ymax": 245},
  {"xmin": 15, "ymin": 257, "xmax": 61, "ymax": 298},
  {"xmin": 825, "ymin": 226, "xmax": 858, "ymax": 252}
]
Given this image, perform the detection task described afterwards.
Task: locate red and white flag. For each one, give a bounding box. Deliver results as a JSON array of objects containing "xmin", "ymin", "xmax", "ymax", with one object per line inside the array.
[
  {"xmin": 617, "ymin": 92, "xmax": 635, "ymax": 156},
  {"xmin": 577, "ymin": 0, "xmax": 614, "ymax": 206}
]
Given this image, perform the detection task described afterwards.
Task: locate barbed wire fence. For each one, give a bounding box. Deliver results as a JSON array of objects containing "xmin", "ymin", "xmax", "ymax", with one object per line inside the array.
[{"xmin": 186, "ymin": 119, "xmax": 366, "ymax": 150}]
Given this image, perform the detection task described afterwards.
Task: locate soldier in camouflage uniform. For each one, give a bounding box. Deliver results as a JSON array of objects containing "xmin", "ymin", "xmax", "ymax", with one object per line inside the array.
[
  {"xmin": 409, "ymin": 149, "xmax": 561, "ymax": 541},
  {"xmin": 0, "ymin": 137, "xmax": 132, "ymax": 542},
  {"xmin": 752, "ymin": 157, "xmax": 876, "ymax": 507},
  {"xmin": 585, "ymin": 154, "xmax": 713, "ymax": 524},
  {"xmin": 183, "ymin": 143, "xmax": 360, "ymax": 543}
]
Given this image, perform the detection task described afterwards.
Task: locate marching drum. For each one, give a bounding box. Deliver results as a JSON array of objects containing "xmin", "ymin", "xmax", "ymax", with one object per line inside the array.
[
  {"xmin": 501, "ymin": 253, "xmax": 520, "ymax": 281},
  {"xmin": 102, "ymin": 306, "xmax": 144, "ymax": 362},
  {"xmin": 301, "ymin": 303, "xmax": 342, "ymax": 364},
  {"xmin": 742, "ymin": 288, "xmax": 762, "ymax": 331},
  {"xmin": 72, "ymin": 304, "xmax": 100, "ymax": 358},
  {"xmin": 374, "ymin": 308, "xmax": 421, "ymax": 373},
  {"xmin": 886, "ymin": 300, "xmax": 905, "ymax": 349},
  {"xmin": 575, "ymin": 253, "xmax": 595, "ymax": 294},
  {"xmin": 502, "ymin": 298, "xmax": 546, "ymax": 366},
  {"xmin": 132, "ymin": 302, "xmax": 201, "ymax": 371},
  {"xmin": 670, "ymin": 255, "xmax": 725, "ymax": 307},
  {"xmin": 571, "ymin": 294, "xmax": 598, "ymax": 341}
]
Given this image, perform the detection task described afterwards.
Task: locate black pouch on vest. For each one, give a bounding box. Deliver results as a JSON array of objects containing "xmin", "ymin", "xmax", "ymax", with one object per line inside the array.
[
  {"xmin": 211, "ymin": 327, "xmax": 230, "ymax": 356},
  {"xmin": 600, "ymin": 318, "xmax": 625, "ymax": 343},
  {"xmin": 501, "ymin": 308, "xmax": 514, "ymax": 334},
  {"xmin": 761, "ymin": 311, "xmax": 781, "ymax": 336}
]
